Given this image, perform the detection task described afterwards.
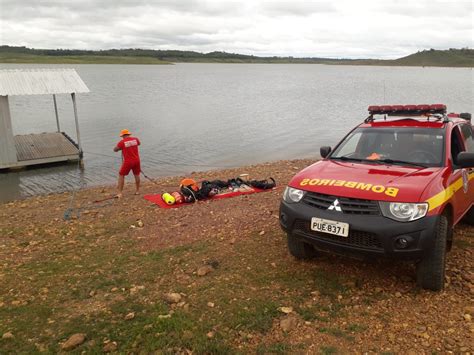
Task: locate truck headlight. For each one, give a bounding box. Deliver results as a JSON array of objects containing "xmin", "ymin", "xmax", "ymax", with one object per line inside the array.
[
  {"xmin": 379, "ymin": 202, "xmax": 428, "ymax": 222},
  {"xmin": 283, "ymin": 187, "xmax": 306, "ymax": 203}
]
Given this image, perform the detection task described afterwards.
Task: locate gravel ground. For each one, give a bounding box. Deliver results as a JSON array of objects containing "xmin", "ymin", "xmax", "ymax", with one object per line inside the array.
[{"xmin": 0, "ymin": 158, "xmax": 472, "ymax": 353}]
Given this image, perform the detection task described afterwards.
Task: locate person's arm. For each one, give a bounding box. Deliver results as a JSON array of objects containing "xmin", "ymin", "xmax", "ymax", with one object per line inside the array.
[{"xmin": 114, "ymin": 141, "xmax": 123, "ymax": 152}]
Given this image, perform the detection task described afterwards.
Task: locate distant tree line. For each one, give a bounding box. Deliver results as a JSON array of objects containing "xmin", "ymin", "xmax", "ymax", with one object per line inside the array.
[{"xmin": 0, "ymin": 45, "xmax": 472, "ymax": 66}]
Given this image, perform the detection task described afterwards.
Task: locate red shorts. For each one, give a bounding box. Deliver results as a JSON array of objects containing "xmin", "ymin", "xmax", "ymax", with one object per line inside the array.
[{"xmin": 119, "ymin": 160, "xmax": 141, "ymax": 176}]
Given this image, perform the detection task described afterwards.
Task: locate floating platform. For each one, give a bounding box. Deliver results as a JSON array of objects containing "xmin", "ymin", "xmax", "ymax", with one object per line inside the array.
[{"xmin": 0, "ymin": 132, "xmax": 80, "ymax": 169}]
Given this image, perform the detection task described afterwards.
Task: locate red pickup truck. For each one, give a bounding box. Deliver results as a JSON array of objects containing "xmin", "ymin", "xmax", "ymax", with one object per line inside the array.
[{"xmin": 280, "ymin": 104, "xmax": 473, "ymax": 291}]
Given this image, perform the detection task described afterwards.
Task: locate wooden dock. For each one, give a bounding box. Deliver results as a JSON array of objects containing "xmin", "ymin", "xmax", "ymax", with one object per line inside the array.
[{"xmin": 0, "ymin": 132, "xmax": 80, "ymax": 169}]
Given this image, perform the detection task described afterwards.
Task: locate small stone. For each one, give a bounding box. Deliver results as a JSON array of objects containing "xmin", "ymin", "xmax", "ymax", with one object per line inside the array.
[
  {"xmin": 207, "ymin": 302, "xmax": 215, "ymax": 308},
  {"xmin": 206, "ymin": 331, "xmax": 215, "ymax": 338},
  {"xmin": 463, "ymin": 314, "xmax": 472, "ymax": 322},
  {"xmin": 278, "ymin": 306, "xmax": 293, "ymax": 314},
  {"xmin": 111, "ymin": 287, "xmax": 118, "ymax": 292},
  {"xmin": 280, "ymin": 315, "xmax": 298, "ymax": 332},
  {"xmin": 158, "ymin": 314, "xmax": 172, "ymax": 319},
  {"xmin": 103, "ymin": 341, "xmax": 118, "ymax": 352},
  {"xmin": 197, "ymin": 265, "xmax": 214, "ymax": 276},
  {"xmin": 124, "ymin": 312, "xmax": 135, "ymax": 320},
  {"xmin": 61, "ymin": 333, "xmax": 86, "ymax": 351},
  {"xmin": 11, "ymin": 300, "xmax": 21, "ymax": 306},
  {"xmin": 136, "ymin": 219, "xmax": 144, "ymax": 228},
  {"xmin": 259, "ymin": 230, "xmax": 265, "ymax": 236},
  {"xmin": 2, "ymin": 332, "xmax": 14, "ymax": 339},
  {"xmin": 163, "ymin": 293, "xmax": 182, "ymax": 304},
  {"xmin": 271, "ymin": 262, "xmax": 277, "ymax": 268},
  {"xmin": 395, "ymin": 292, "xmax": 402, "ymax": 298}
]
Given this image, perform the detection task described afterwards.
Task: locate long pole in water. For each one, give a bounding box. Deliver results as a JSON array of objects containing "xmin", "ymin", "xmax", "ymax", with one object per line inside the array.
[
  {"xmin": 53, "ymin": 94, "xmax": 60, "ymax": 132},
  {"xmin": 71, "ymin": 93, "xmax": 83, "ymax": 157}
]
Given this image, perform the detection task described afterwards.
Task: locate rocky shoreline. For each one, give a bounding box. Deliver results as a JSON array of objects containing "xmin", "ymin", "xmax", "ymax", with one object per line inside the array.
[{"xmin": 0, "ymin": 158, "xmax": 473, "ymax": 353}]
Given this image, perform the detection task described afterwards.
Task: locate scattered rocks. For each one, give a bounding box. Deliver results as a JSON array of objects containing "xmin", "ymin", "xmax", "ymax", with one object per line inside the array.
[
  {"xmin": 130, "ymin": 285, "xmax": 145, "ymax": 294},
  {"xmin": 124, "ymin": 312, "xmax": 135, "ymax": 320},
  {"xmin": 61, "ymin": 333, "xmax": 86, "ymax": 351},
  {"xmin": 197, "ymin": 265, "xmax": 214, "ymax": 276},
  {"xmin": 163, "ymin": 293, "xmax": 182, "ymax": 304},
  {"xmin": 280, "ymin": 315, "xmax": 298, "ymax": 332},
  {"xmin": 2, "ymin": 331, "xmax": 14, "ymax": 339},
  {"xmin": 103, "ymin": 341, "xmax": 118, "ymax": 352},
  {"xmin": 278, "ymin": 306, "xmax": 293, "ymax": 314}
]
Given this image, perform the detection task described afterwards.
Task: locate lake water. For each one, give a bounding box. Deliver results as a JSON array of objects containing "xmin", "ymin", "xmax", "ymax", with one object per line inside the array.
[{"xmin": 0, "ymin": 63, "xmax": 472, "ymax": 202}]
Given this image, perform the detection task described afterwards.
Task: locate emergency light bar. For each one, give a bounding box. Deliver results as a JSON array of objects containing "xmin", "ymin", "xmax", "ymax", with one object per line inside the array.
[{"xmin": 368, "ymin": 104, "xmax": 447, "ymax": 115}]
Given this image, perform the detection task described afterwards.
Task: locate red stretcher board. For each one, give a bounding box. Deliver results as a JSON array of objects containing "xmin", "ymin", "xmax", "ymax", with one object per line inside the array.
[{"xmin": 144, "ymin": 187, "xmax": 273, "ymax": 209}]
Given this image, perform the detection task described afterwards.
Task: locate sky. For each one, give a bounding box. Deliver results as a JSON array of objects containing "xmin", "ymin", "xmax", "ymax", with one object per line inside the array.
[{"xmin": 0, "ymin": 0, "xmax": 472, "ymax": 59}]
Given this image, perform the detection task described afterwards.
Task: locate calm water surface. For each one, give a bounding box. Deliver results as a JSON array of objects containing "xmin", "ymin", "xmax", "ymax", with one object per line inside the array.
[{"xmin": 0, "ymin": 63, "xmax": 472, "ymax": 202}]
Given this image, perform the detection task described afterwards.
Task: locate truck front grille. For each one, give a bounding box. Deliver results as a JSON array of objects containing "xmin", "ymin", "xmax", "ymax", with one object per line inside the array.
[
  {"xmin": 293, "ymin": 219, "xmax": 383, "ymax": 250},
  {"xmin": 302, "ymin": 192, "xmax": 380, "ymax": 215}
]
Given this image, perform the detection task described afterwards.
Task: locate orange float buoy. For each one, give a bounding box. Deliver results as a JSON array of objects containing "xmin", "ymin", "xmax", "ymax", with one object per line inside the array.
[{"xmin": 171, "ymin": 191, "xmax": 184, "ymax": 204}]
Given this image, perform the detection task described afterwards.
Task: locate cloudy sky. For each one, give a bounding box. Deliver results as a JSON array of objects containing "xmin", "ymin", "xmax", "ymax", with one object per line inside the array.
[{"xmin": 0, "ymin": 0, "xmax": 472, "ymax": 59}]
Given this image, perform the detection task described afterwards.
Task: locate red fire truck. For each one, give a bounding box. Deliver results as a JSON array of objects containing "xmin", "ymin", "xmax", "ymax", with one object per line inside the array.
[{"xmin": 280, "ymin": 104, "xmax": 474, "ymax": 291}]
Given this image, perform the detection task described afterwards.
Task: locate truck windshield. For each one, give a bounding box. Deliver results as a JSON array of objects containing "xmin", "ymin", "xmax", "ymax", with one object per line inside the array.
[{"xmin": 330, "ymin": 127, "xmax": 445, "ymax": 167}]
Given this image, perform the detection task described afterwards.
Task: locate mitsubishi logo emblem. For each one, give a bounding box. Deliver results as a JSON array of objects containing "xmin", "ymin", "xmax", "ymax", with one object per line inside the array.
[{"xmin": 328, "ymin": 199, "xmax": 342, "ymax": 212}]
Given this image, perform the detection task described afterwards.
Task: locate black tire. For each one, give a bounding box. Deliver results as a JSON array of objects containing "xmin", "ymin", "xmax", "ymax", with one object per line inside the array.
[
  {"xmin": 287, "ymin": 234, "xmax": 317, "ymax": 259},
  {"xmin": 462, "ymin": 206, "xmax": 474, "ymax": 225},
  {"xmin": 416, "ymin": 214, "xmax": 448, "ymax": 291}
]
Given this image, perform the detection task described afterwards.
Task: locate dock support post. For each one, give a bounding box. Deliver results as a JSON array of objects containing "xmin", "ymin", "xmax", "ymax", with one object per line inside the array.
[
  {"xmin": 53, "ymin": 94, "xmax": 60, "ymax": 132},
  {"xmin": 71, "ymin": 93, "xmax": 83, "ymax": 158}
]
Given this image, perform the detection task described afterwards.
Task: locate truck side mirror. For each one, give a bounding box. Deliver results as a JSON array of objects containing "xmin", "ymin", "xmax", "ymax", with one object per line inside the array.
[
  {"xmin": 320, "ymin": 146, "xmax": 332, "ymax": 158},
  {"xmin": 457, "ymin": 152, "xmax": 474, "ymax": 168}
]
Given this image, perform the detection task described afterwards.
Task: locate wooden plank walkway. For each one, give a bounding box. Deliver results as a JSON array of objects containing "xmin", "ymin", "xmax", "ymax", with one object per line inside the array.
[{"xmin": 14, "ymin": 132, "xmax": 79, "ymax": 162}]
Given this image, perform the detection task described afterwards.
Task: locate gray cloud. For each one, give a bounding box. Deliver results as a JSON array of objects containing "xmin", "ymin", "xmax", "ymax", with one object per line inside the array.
[{"xmin": 0, "ymin": 0, "xmax": 472, "ymax": 58}]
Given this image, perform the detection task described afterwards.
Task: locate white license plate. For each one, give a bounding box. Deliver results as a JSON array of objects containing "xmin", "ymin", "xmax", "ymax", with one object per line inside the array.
[{"xmin": 311, "ymin": 218, "xmax": 349, "ymax": 237}]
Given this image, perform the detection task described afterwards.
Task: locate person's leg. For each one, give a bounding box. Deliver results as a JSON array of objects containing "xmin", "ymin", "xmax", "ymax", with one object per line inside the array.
[
  {"xmin": 117, "ymin": 174, "xmax": 125, "ymax": 198},
  {"xmin": 133, "ymin": 174, "xmax": 140, "ymax": 194},
  {"xmin": 117, "ymin": 162, "xmax": 131, "ymax": 198},
  {"xmin": 132, "ymin": 162, "xmax": 141, "ymax": 195}
]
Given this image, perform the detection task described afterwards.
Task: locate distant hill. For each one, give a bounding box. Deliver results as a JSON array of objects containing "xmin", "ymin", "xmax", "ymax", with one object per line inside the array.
[
  {"xmin": 392, "ymin": 48, "xmax": 474, "ymax": 67},
  {"xmin": 0, "ymin": 46, "xmax": 472, "ymax": 67}
]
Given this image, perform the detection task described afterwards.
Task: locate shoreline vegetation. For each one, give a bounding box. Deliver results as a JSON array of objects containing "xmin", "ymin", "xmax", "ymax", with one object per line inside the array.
[
  {"xmin": 0, "ymin": 158, "xmax": 473, "ymax": 353},
  {"xmin": 1, "ymin": 46, "xmax": 473, "ymax": 67}
]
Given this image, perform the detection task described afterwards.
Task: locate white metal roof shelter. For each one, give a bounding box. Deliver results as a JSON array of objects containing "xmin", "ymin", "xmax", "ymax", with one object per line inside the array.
[{"xmin": 0, "ymin": 69, "xmax": 90, "ymax": 169}]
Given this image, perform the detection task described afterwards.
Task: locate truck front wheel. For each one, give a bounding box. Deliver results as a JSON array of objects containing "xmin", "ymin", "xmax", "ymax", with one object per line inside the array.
[
  {"xmin": 416, "ymin": 215, "xmax": 448, "ymax": 291},
  {"xmin": 463, "ymin": 206, "xmax": 474, "ymax": 225},
  {"xmin": 287, "ymin": 234, "xmax": 317, "ymax": 259}
]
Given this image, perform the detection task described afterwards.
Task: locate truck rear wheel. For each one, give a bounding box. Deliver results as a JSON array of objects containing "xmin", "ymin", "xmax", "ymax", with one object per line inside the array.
[
  {"xmin": 287, "ymin": 234, "xmax": 317, "ymax": 259},
  {"xmin": 416, "ymin": 215, "xmax": 448, "ymax": 291}
]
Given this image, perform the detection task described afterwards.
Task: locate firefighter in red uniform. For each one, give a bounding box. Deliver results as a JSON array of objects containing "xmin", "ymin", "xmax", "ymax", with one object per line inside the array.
[{"xmin": 113, "ymin": 129, "xmax": 141, "ymax": 198}]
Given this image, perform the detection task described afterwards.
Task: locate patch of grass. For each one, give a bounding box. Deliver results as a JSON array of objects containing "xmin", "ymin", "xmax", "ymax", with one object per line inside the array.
[
  {"xmin": 346, "ymin": 323, "xmax": 367, "ymax": 333},
  {"xmin": 319, "ymin": 327, "xmax": 354, "ymax": 341},
  {"xmin": 256, "ymin": 342, "xmax": 304, "ymax": 354},
  {"xmin": 320, "ymin": 345, "xmax": 338, "ymax": 354},
  {"xmin": 312, "ymin": 270, "xmax": 346, "ymax": 298},
  {"xmin": 230, "ymin": 299, "xmax": 280, "ymax": 333}
]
